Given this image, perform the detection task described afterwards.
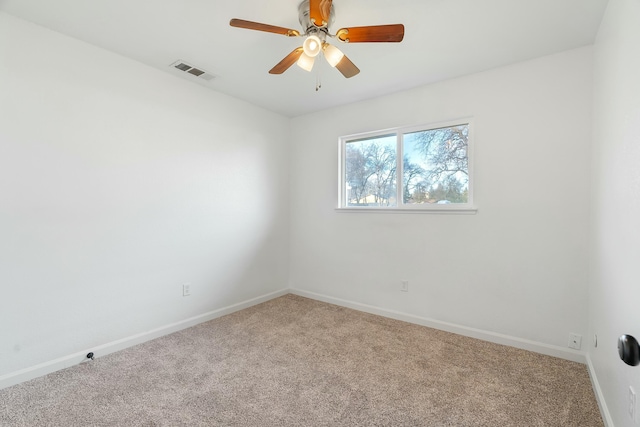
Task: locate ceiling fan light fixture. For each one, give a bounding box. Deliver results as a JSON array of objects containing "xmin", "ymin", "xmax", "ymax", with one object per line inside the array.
[
  {"xmin": 302, "ymin": 35, "xmax": 322, "ymax": 57},
  {"xmin": 323, "ymin": 43, "xmax": 344, "ymax": 67},
  {"xmin": 296, "ymin": 52, "xmax": 315, "ymax": 72},
  {"xmin": 230, "ymin": 1, "xmax": 405, "ymax": 79}
]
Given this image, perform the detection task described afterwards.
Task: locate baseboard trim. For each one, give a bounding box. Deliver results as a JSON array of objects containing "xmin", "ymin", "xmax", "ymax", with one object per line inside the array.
[
  {"xmin": 290, "ymin": 288, "xmax": 586, "ymax": 364},
  {"xmin": 585, "ymin": 354, "xmax": 614, "ymax": 427},
  {"xmin": 1, "ymin": 287, "xmax": 588, "ymax": 391},
  {"xmin": 0, "ymin": 288, "xmax": 289, "ymax": 391}
]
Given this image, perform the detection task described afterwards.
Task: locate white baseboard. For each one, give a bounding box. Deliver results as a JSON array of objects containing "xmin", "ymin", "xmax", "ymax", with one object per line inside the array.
[
  {"xmin": 0, "ymin": 288, "xmax": 289, "ymax": 391},
  {"xmin": 585, "ymin": 354, "xmax": 614, "ymax": 427},
  {"xmin": 1, "ymin": 287, "xmax": 589, "ymax": 392},
  {"xmin": 290, "ymin": 288, "xmax": 586, "ymax": 364}
]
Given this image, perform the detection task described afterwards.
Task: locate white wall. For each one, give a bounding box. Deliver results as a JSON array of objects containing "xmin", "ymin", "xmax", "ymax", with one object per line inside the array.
[
  {"xmin": 289, "ymin": 47, "xmax": 593, "ymax": 354},
  {"xmin": 0, "ymin": 13, "xmax": 290, "ymax": 379},
  {"xmin": 3, "ymin": 7, "xmax": 623, "ymax": 414},
  {"xmin": 590, "ymin": 0, "xmax": 640, "ymax": 425}
]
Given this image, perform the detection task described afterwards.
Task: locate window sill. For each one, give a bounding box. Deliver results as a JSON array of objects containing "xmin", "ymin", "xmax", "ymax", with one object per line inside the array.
[{"xmin": 335, "ymin": 206, "xmax": 478, "ymax": 215}]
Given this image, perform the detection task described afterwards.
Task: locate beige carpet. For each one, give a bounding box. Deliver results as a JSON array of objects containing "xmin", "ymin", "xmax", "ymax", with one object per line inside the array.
[{"xmin": 0, "ymin": 294, "xmax": 603, "ymax": 426}]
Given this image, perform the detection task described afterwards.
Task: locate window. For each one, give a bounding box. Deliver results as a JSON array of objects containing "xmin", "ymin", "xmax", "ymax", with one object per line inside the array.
[{"xmin": 338, "ymin": 119, "xmax": 474, "ymax": 211}]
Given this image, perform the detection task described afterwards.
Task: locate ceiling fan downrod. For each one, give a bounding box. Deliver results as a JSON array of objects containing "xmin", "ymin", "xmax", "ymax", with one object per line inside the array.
[{"xmin": 229, "ymin": 0, "xmax": 404, "ymax": 79}]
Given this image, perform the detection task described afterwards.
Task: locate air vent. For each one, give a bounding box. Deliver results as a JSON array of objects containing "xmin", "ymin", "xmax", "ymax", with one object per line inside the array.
[{"xmin": 170, "ymin": 60, "xmax": 215, "ymax": 82}]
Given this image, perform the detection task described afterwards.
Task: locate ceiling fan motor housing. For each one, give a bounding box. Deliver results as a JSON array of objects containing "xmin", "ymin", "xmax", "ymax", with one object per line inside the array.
[
  {"xmin": 298, "ymin": 0, "xmax": 334, "ymax": 33},
  {"xmin": 229, "ymin": 0, "xmax": 404, "ymax": 79}
]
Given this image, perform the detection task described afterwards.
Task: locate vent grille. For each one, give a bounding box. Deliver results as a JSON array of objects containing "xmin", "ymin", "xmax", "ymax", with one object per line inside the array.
[{"xmin": 170, "ymin": 60, "xmax": 215, "ymax": 81}]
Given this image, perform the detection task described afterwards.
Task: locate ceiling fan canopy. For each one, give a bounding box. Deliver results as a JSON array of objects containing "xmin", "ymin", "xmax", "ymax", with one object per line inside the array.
[{"xmin": 230, "ymin": 0, "xmax": 404, "ymax": 79}]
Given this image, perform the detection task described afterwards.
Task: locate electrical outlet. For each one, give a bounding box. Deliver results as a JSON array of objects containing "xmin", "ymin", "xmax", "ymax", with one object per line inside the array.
[
  {"xmin": 182, "ymin": 283, "xmax": 191, "ymax": 297},
  {"xmin": 630, "ymin": 386, "xmax": 637, "ymax": 423},
  {"xmin": 401, "ymin": 280, "xmax": 409, "ymax": 292},
  {"xmin": 568, "ymin": 333, "xmax": 582, "ymax": 350}
]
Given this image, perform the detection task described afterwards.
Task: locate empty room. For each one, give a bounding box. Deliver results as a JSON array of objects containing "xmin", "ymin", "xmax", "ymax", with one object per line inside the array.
[{"xmin": 1, "ymin": 0, "xmax": 639, "ymax": 425}]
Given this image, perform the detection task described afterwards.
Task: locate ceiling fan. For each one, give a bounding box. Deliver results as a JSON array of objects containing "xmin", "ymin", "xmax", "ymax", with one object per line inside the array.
[{"xmin": 230, "ymin": 0, "xmax": 404, "ymax": 79}]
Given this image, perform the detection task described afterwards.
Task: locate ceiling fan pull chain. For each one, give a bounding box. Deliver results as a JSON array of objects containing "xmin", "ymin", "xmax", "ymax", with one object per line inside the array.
[{"xmin": 316, "ymin": 61, "xmax": 322, "ymax": 91}]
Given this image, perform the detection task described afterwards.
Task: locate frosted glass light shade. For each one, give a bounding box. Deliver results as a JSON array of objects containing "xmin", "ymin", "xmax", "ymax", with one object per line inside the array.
[
  {"xmin": 303, "ymin": 35, "xmax": 322, "ymax": 57},
  {"xmin": 323, "ymin": 43, "xmax": 344, "ymax": 67},
  {"xmin": 297, "ymin": 52, "xmax": 315, "ymax": 72}
]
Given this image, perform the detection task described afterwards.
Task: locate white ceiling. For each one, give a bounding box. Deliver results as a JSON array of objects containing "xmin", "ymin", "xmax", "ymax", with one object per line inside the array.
[{"xmin": 0, "ymin": 0, "xmax": 608, "ymax": 117}]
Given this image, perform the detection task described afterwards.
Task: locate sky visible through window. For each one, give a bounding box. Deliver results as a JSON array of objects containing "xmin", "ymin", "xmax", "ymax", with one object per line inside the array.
[
  {"xmin": 344, "ymin": 124, "xmax": 469, "ymax": 207},
  {"xmin": 402, "ymin": 125, "xmax": 469, "ymax": 205},
  {"xmin": 345, "ymin": 134, "xmax": 397, "ymax": 207}
]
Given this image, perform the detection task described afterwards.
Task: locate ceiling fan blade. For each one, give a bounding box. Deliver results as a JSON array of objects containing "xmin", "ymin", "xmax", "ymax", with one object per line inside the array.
[
  {"xmin": 269, "ymin": 48, "xmax": 304, "ymax": 74},
  {"xmin": 230, "ymin": 18, "xmax": 300, "ymax": 37},
  {"xmin": 335, "ymin": 55, "xmax": 360, "ymax": 78},
  {"xmin": 336, "ymin": 24, "xmax": 404, "ymax": 43},
  {"xmin": 309, "ymin": 0, "xmax": 333, "ymax": 27}
]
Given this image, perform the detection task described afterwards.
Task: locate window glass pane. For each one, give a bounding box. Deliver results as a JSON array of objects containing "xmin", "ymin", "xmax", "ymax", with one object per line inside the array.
[
  {"xmin": 345, "ymin": 134, "xmax": 397, "ymax": 207},
  {"xmin": 402, "ymin": 124, "xmax": 469, "ymax": 204}
]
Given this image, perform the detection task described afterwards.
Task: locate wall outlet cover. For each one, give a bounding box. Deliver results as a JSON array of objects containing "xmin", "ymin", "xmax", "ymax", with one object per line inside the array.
[{"xmin": 568, "ymin": 333, "xmax": 582, "ymax": 350}]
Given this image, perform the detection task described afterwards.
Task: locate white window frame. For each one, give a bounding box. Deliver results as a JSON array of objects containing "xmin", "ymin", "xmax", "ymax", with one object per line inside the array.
[{"xmin": 337, "ymin": 118, "xmax": 476, "ymax": 214}]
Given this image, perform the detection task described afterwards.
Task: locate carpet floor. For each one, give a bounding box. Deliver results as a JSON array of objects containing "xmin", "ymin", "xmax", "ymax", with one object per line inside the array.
[{"xmin": 0, "ymin": 294, "xmax": 603, "ymax": 426}]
